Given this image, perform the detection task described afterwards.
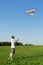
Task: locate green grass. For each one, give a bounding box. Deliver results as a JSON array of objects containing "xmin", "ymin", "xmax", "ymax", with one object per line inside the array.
[{"xmin": 0, "ymin": 46, "xmax": 43, "ymax": 65}]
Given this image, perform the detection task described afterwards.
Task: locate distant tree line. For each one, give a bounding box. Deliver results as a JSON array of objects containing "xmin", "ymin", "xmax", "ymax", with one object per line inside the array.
[
  {"xmin": 0, "ymin": 41, "xmax": 34, "ymax": 46},
  {"xmin": 0, "ymin": 42, "xmax": 23, "ymax": 46},
  {"xmin": 25, "ymin": 44, "xmax": 34, "ymax": 46}
]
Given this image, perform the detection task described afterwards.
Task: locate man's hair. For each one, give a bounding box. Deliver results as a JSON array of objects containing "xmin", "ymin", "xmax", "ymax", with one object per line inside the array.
[{"xmin": 11, "ymin": 36, "xmax": 15, "ymax": 39}]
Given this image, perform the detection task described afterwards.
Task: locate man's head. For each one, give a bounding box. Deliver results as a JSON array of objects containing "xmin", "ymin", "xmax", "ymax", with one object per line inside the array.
[{"xmin": 11, "ymin": 36, "xmax": 15, "ymax": 39}]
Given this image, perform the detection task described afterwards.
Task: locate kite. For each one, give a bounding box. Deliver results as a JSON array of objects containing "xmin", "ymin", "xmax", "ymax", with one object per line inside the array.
[{"xmin": 26, "ymin": 9, "xmax": 40, "ymax": 19}]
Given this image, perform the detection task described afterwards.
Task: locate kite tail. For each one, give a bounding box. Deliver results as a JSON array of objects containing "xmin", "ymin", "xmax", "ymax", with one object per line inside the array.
[{"xmin": 34, "ymin": 14, "xmax": 40, "ymax": 19}]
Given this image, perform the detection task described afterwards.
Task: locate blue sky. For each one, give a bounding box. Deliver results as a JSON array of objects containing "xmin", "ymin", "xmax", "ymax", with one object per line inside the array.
[{"xmin": 0, "ymin": 0, "xmax": 43, "ymax": 45}]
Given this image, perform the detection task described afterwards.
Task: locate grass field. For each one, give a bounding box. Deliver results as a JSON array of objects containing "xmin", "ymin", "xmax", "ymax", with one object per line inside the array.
[{"xmin": 0, "ymin": 46, "xmax": 43, "ymax": 65}]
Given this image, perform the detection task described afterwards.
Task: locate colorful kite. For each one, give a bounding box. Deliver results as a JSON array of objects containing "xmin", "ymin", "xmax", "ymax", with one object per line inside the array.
[{"xmin": 26, "ymin": 9, "xmax": 40, "ymax": 19}]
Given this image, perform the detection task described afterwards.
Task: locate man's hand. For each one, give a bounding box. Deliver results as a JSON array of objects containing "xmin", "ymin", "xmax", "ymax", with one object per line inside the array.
[{"xmin": 15, "ymin": 38, "xmax": 19, "ymax": 42}]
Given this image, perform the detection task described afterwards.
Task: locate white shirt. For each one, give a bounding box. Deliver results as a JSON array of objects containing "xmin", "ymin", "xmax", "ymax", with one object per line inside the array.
[{"xmin": 11, "ymin": 38, "xmax": 15, "ymax": 48}]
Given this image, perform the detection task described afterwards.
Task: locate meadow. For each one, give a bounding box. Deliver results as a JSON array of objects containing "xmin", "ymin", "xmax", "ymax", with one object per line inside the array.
[{"xmin": 0, "ymin": 46, "xmax": 43, "ymax": 65}]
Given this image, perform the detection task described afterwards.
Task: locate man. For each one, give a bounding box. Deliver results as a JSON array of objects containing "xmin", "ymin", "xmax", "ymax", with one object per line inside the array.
[{"xmin": 8, "ymin": 36, "xmax": 19, "ymax": 60}]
